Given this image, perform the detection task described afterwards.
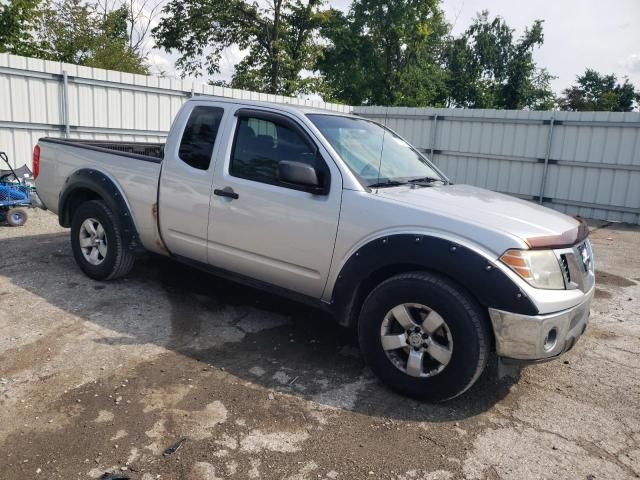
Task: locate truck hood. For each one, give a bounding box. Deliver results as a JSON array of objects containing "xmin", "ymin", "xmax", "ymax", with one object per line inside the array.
[{"xmin": 377, "ymin": 184, "xmax": 583, "ymax": 248}]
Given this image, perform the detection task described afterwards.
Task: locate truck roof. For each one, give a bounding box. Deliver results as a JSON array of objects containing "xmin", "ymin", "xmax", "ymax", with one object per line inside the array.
[{"xmin": 184, "ymin": 95, "xmax": 355, "ymax": 117}]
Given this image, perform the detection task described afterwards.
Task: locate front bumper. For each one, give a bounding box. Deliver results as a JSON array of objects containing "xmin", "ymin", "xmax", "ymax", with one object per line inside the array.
[{"xmin": 488, "ymin": 287, "xmax": 593, "ymax": 361}]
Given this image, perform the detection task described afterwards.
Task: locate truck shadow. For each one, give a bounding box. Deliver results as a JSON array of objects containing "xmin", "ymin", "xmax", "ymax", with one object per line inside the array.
[{"xmin": 1, "ymin": 231, "xmax": 520, "ymax": 422}]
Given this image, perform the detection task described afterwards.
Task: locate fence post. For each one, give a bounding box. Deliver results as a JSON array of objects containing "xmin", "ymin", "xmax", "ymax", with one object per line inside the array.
[
  {"xmin": 429, "ymin": 114, "xmax": 439, "ymax": 159},
  {"xmin": 61, "ymin": 70, "xmax": 71, "ymax": 138},
  {"xmin": 538, "ymin": 117, "xmax": 555, "ymax": 204}
]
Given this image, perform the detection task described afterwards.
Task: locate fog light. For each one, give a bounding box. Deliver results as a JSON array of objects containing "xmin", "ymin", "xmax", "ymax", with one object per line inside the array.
[{"xmin": 544, "ymin": 327, "xmax": 558, "ymax": 352}]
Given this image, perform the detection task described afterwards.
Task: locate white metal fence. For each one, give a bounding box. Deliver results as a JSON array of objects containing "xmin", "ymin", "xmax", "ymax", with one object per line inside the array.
[
  {"xmin": 354, "ymin": 107, "xmax": 640, "ymax": 224},
  {"xmin": 0, "ymin": 53, "xmax": 350, "ymax": 170},
  {"xmin": 2, "ymin": 52, "xmax": 639, "ymax": 223}
]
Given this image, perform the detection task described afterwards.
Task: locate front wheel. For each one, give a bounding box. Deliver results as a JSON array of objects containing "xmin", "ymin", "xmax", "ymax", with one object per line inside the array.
[
  {"xmin": 70, "ymin": 200, "xmax": 135, "ymax": 280},
  {"xmin": 358, "ymin": 272, "xmax": 490, "ymax": 401}
]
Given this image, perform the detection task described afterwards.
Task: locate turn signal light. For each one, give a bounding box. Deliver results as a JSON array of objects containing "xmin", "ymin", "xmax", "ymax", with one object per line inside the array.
[{"xmin": 500, "ymin": 250, "xmax": 532, "ymax": 280}]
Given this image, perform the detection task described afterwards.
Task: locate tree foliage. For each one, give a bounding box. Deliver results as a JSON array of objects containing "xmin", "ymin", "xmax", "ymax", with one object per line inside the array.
[
  {"xmin": 442, "ymin": 11, "xmax": 553, "ymax": 109},
  {"xmin": 0, "ymin": 0, "xmax": 47, "ymax": 57},
  {"xmin": 4, "ymin": 0, "xmax": 638, "ymax": 111},
  {"xmin": 0, "ymin": 0, "xmax": 149, "ymax": 74},
  {"xmin": 95, "ymin": 0, "xmax": 165, "ymax": 59},
  {"xmin": 559, "ymin": 69, "xmax": 638, "ymax": 112},
  {"xmin": 40, "ymin": 0, "xmax": 148, "ymax": 73},
  {"xmin": 153, "ymin": 0, "xmax": 324, "ymax": 95},
  {"xmin": 316, "ymin": 0, "xmax": 448, "ymax": 106}
]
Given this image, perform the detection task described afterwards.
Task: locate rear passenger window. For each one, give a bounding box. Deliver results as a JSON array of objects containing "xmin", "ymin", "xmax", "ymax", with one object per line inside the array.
[
  {"xmin": 178, "ymin": 106, "xmax": 224, "ymax": 170},
  {"xmin": 230, "ymin": 116, "xmax": 317, "ymax": 185}
]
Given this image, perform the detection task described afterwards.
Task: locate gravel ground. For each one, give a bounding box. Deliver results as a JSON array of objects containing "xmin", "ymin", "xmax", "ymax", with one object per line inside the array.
[{"xmin": 1, "ymin": 209, "xmax": 639, "ymax": 480}]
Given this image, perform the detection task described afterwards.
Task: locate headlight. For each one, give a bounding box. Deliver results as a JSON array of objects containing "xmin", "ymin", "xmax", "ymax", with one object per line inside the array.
[{"xmin": 500, "ymin": 249, "xmax": 565, "ymax": 290}]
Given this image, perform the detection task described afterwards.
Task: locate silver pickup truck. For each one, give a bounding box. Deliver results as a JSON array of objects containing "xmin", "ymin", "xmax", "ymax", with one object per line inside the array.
[{"xmin": 34, "ymin": 97, "xmax": 595, "ymax": 401}]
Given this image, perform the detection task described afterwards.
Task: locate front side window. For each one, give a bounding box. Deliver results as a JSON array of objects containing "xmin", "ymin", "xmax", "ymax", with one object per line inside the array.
[
  {"xmin": 230, "ymin": 116, "xmax": 317, "ymax": 185},
  {"xmin": 178, "ymin": 106, "xmax": 224, "ymax": 170},
  {"xmin": 307, "ymin": 114, "xmax": 444, "ymax": 187}
]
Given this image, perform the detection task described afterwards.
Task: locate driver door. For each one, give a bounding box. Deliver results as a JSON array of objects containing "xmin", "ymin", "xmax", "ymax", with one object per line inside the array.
[{"xmin": 207, "ymin": 108, "xmax": 343, "ymax": 298}]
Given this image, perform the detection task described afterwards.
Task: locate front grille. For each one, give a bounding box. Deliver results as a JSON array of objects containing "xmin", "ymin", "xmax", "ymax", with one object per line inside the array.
[
  {"xmin": 555, "ymin": 240, "xmax": 594, "ymax": 293},
  {"xmin": 576, "ymin": 243, "xmax": 590, "ymax": 273},
  {"xmin": 559, "ymin": 254, "xmax": 571, "ymax": 285}
]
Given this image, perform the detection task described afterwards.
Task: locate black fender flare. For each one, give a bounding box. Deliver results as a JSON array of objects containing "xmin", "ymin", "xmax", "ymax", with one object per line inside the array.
[
  {"xmin": 330, "ymin": 234, "xmax": 538, "ymax": 327},
  {"xmin": 58, "ymin": 168, "xmax": 144, "ymax": 253}
]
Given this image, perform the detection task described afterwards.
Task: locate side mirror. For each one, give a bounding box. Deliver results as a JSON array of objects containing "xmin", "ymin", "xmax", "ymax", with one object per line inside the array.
[{"xmin": 277, "ymin": 161, "xmax": 324, "ymax": 193}]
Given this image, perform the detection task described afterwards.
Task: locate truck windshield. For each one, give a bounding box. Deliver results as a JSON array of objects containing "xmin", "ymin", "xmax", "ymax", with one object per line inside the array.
[{"xmin": 307, "ymin": 114, "xmax": 445, "ymax": 188}]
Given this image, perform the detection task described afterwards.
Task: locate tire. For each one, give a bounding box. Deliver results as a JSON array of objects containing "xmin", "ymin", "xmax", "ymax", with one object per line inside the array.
[
  {"xmin": 358, "ymin": 272, "xmax": 490, "ymax": 401},
  {"xmin": 6, "ymin": 208, "xmax": 28, "ymax": 226},
  {"xmin": 70, "ymin": 200, "xmax": 135, "ymax": 280}
]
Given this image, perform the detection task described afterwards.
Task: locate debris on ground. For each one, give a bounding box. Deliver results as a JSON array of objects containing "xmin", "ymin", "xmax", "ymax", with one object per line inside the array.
[
  {"xmin": 99, "ymin": 473, "xmax": 130, "ymax": 480},
  {"xmin": 163, "ymin": 438, "xmax": 186, "ymax": 456}
]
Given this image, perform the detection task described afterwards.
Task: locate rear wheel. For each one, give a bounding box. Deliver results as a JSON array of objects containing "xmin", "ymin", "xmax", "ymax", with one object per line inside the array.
[
  {"xmin": 6, "ymin": 208, "xmax": 28, "ymax": 226},
  {"xmin": 70, "ymin": 200, "xmax": 135, "ymax": 280},
  {"xmin": 358, "ymin": 272, "xmax": 490, "ymax": 401}
]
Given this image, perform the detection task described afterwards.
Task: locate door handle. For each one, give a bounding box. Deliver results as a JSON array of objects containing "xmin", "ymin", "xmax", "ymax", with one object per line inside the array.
[{"xmin": 214, "ymin": 187, "xmax": 239, "ymax": 200}]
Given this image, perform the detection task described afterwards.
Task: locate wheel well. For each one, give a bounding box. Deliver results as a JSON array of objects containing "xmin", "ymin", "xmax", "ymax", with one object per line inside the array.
[
  {"xmin": 60, "ymin": 188, "xmax": 101, "ymax": 227},
  {"xmin": 58, "ymin": 169, "xmax": 145, "ymax": 254},
  {"xmin": 345, "ymin": 263, "xmax": 495, "ymax": 349}
]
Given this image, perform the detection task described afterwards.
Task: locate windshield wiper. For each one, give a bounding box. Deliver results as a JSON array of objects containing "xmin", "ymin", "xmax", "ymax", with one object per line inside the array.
[
  {"xmin": 368, "ymin": 180, "xmax": 408, "ymax": 188},
  {"xmin": 407, "ymin": 176, "xmax": 447, "ymax": 185}
]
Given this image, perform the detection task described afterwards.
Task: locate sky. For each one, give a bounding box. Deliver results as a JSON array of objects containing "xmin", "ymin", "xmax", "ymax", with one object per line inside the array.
[
  {"xmin": 147, "ymin": 0, "xmax": 640, "ymax": 96},
  {"xmin": 440, "ymin": 0, "xmax": 640, "ymax": 92}
]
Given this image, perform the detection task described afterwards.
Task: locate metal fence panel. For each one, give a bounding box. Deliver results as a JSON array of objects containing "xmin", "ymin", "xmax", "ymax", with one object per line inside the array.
[
  {"xmin": 2, "ymin": 52, "xmax": 638, "ymax": 224},
  {"xmin": 0, "ymin": 52, "xmax": 350, "ymax": 171},
  {"xmin": 355, "ymin": 106, "xmax": 640, "ymax": 224}
]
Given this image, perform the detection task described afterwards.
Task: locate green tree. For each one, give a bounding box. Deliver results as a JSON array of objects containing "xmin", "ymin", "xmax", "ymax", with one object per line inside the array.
[
  {"xmin": 1, "ymin": 0, "xmax": 148, "ymax": 74},
  {"xmin": 529, "ymin": 68, "xmax": 557, "ymax": 110},
  {"xmin": 40, "ymin": 0, "xmax": 100, "ymax": 64},
  {"xmin": 317, "ymin": 0, "xmax": 448, "ymax": 106},
  {"xmin": 442, "ymin": 11, "xmax": 554, "ymax": 109},
  {"xmin": 0, "ymin": 0, "xmax": 47, "ymax": 57},
  {"xmin": 40, "ymin": 0, "xmax": 148, "ymax": 73},
  {"xmin": 87, "ymin": 6, "xmax": 150, "ymax": 73},
  {"xmin": 94, "ymin": 0, "xmax": 166, "ymax": 60},
  {"xmin": 153, "ymin": 0, "xmax": 324, "ymax": 95},
  {"xmin": 559, "ymin": 69, "xmax": 637, "ymax": 112}
]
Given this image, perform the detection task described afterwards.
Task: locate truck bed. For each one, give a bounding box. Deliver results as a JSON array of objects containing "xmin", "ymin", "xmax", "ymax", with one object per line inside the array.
[
  {"xmin": 39, "ymin": 138, "xmax": 164, "ymax": 162},
  {"xmin": 36, "ymin": 137, "xmax": 165, "ymax": 254}
]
